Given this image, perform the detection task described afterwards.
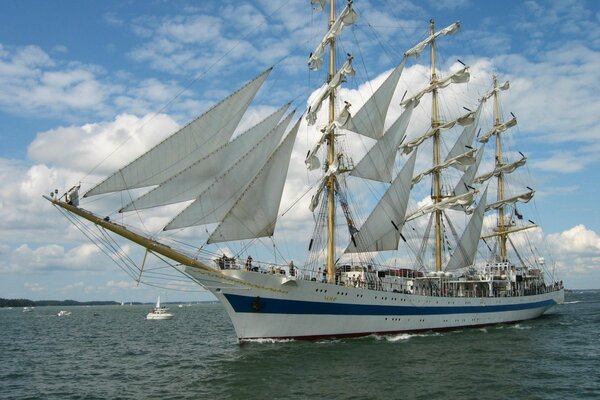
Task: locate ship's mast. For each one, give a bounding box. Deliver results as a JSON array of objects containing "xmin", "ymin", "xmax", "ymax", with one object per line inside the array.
[
  {"xmin": 326, "ymin": 0, "xmax": 336, "ymax": 283},
  {"xmin": 430, "ymin": 19, "xmax": 443, "ymax": 272},
  {"xmin": 493, "ymin": 74, "xmax": 507, "ymax": 260}
]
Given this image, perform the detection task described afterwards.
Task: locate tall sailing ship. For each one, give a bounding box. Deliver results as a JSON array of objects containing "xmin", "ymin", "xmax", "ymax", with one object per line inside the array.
[{"xmin": 46, "ymin": 1, "xmax": 563, "ymax": 341}]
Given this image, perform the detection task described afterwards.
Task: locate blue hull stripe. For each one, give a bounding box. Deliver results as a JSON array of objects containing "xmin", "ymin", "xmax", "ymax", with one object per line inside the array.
[{"xmin": 223, "ymin": 293, "xmax": 556, "ymax": 315}]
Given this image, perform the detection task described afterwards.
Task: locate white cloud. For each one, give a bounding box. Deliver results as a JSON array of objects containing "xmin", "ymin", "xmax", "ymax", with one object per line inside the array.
[
  {"xmin": 1, "ymin": 243, "xmax": 102, "ymax": 274},
  {"xmin": 24, "ymin": 282, "xmax": 47, "ymax": 293},
  {"xmin": 547, "ymin": 224, "xmax": 600, "ymax": 255},
  {"xmin": 27, "ymin": 113, "xmax": 179, "ymax": 175},
  {"xmin": 0, "ymin": 45, "xmax": 112, "ymax": 117}
]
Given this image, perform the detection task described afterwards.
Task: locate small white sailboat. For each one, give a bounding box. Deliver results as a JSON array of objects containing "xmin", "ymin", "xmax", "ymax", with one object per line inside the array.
[
  {"xmin": 146, "ymin": 296, "xmax": 173, "ymax": 320},
  {"xmin": 57, "ymin": 310, "xmax": 71, "ymax": 317}
]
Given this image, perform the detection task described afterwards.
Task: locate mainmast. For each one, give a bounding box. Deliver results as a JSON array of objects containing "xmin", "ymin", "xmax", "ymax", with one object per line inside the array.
[
  {"xmin": 326, "ymin": 0, "xmax": 336, "ymax": 283},
  {"xmin": 493, "ymin": 74, "xmax": 507, "ymax": 261},
  {"xmin": 430, "ymin": 19, "xmax": 443, "ymax": 272}
]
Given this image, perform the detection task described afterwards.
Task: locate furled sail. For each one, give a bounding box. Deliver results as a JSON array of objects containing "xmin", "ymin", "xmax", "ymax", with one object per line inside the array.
[
  {"xmin": 453, "ymin": 145, "xmax": 485, "ymax": 198},
  {"xmin": 119, "ymin": 104, "xmax": 290, "ymax": 212},
  {"xmin": 404, "ymin": 22, "xmax": 460, "ymax": 58},
  {"xmin": 474, "ymin": 155, "xmax": 527, "ymax": 184},
  {"xmin": 85, "ymin": 68, "xmax": 272, "ymax": 197},
  {"xmin": 346, "ymin": 151, "xmax": 417, "ymax": 253},
  {"xmin": 350, "ymin": 99, "xmax": 414, "ymax": 182},
  {"xmin": 307, "ymin": 56, "xmax": 355, "ymax": 125},
  {"xmin": 348, "ymin": 59, "xmax": 406, "ymax": 140},
  {"xmin": 400, "ymin": 67, "xmax": 470, "ymax": 107},
  {"xmin": 207, "ymin": 119, "xmax": 300, "ymax": 243},
  {"xmin": 478, "ymin": 116, "xmax": 517, "ymax": 143},
  {"xmin": 485, "ymin": 190, "xmax": 534, "ymax": 211},
  {"xmin": 308, "ymin": 1, "xmax": 358, "ymax": 70},
  {"xmin": 309, "ymin": 156, "xmax": 339, "ymax": 212},
  {"xmin": 444, "ymin": 102, "xmax": 483, "ymax": 169},
  {"xmin": 445, "ymin": 188, "xmax": 487, "ymax": 271},
  {"xmin": 401, "ymin": 107, "xmax": 475, "ymax": 155},
  {"xmin": 412, "ymin": 148, "xmax": 476, "ymax": 185},
  {"xmin": 481, "ymin": 80, "xmax": 510, "ymax": 102},
  {"xmin": 163, "ymin": 112, "xmax": 295, "ymax": 230},
  {"xmin": 406, "ymin": 190, "xmax": 477, "ymax": 222},
  {"xmin": 305, "ymin": 104, "xmax": 352, "ymax": 170}
]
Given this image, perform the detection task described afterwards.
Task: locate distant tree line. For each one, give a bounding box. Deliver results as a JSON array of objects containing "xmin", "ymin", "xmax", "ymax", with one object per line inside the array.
[{"xmin": 0, "ymin": 298, "xmax": 128, "ymax": 307}]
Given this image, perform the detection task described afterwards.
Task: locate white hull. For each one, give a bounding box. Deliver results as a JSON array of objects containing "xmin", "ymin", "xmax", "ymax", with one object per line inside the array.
[
  {"xmin": 186, "ymin": 268, "xmax": 564, "ymax": 340},
  {"xmin": 146, "ymin": 312, "xmax": 173, "ymax": 320}
]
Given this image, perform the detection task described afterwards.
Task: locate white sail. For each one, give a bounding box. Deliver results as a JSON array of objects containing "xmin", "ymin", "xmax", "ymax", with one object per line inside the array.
[
  {"xmin": 481, "ymin": 80, "xmax": 510, "ymax": 102},
  {"xmin": 404, "ymin": 22, "xmax": 460, "ymax": 58},
  {"xmin": 400, "ymin": 67, "xmax": 470, "ymax": 107},
  {"xmin": 401, "ymin": 108, "xmax": 474, "ymax": 155},
  {"xmin": 478, "ymin": 116, "xmax": 517, "ymax": 143},
  {"xmin": 207, "ymin": 119, "xmax": 300, "ymax": 243},
  {"xmin": 346, "ymin": 151, "xmax": 417, "ymax": 253},
  {"xmin": 85, "ymin": 68, "xmax": 271, "ymax": 197},
  {"xmin": 309, "ymin": 156, "xmax": 339, "ymax": 212},
  {"xmin": 120, "ymin": 104, "xmax": 290, "ymax": 212},
  {"xmin": 406, "ymin": 190, "xmax": 477, "ymax": 222},
  {"xmin": 307, "ymin": 57, "xmax": 355, "ymax": 125},
  {"xmin": 163, "ymin": 112, "xmax": 295, "ymax": 230},
  {"xmin": 444, "ymin": 103, "xmax": 483, "ymax": 169},
  {"xmin": 308, "ymin": 1, "xmax": 358, "ymax": 70},
  {"xmin": 474, "ymin": 155, "xmax": 527, "ymax": 184},
  {"xmin": 485, "ymin": 190, "xmax": 534, "ymax": 211},
  {"xmin": 350, "ymin": 99, "xmax": 414, "ymax": 182},
  {"xmin": 412, "ymin": 148, "xmax": 476, "ymax": 185},
  {"xmin": 349, "ymin": 59, "xmax": 406, "ymax": 140},
  {"xmin": 310, "ymin": 0, "xmax": 325, "ymax": 11},
  {"xmin": 305, "ymin": 104, "xmax": 352, "ymax": 171},
  {"xmin": 453, "ymin": 145, "xmax": 485, "ymax": 198},
  {"xmin": 445, "ymin": 188, "xmax": 487, "ymax": 271}
]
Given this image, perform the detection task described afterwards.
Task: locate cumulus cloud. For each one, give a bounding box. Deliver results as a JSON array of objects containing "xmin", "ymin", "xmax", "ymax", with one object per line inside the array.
[
  {"xmin": 2, "ymin": 0, "xmax": 600, "ymax": 299},
  {"xmin": 0, "ymin": 44, "xmax": 112, "ymax": 118},
  {"xmin": 547, "ymin": 225, "xmax": 600, "ymax": 255},
  {"xmin": 27, "ymin": 113, "xmax": 179, "ymax": 175}
]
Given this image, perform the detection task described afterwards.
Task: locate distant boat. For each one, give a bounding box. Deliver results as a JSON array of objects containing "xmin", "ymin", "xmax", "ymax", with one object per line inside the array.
[
  {"xmin": 22, "ymin": 307, "xmax": 34, "ymax": 312},
  {"xmin": 57, "ymin": 310, "xmax": 71, "ymax": 316},
  {"xmin": 146, "ymin": 296, "xmax": 173, "ymax": 320}
]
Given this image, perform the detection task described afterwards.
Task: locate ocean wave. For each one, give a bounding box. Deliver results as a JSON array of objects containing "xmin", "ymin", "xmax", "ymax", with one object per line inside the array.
[
  {"xmin": 383, "ymin": 332, "xmax": 442, "ymax": 342},
  {"xmin": 242, "ymin": 338, "xmax": 296, "ymax": 344},
  {"xmin": 511, "ymin": 324, "xmax": 531, "ymax": 330}
]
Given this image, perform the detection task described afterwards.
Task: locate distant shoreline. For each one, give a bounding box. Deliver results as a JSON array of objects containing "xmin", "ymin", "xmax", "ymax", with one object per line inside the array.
[
  {"xmin": 0, "ymin": 298, "xmax": 137, "ymax": 307},
  {"xmin": 0, "ymin": 298, "xmax": 217, "ymax": 307}
]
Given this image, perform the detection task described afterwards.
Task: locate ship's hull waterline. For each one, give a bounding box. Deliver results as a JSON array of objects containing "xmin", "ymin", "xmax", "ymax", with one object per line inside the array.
[{"xmin": 186, "ymin": 268, "xmax": 564, "ymax": 341}]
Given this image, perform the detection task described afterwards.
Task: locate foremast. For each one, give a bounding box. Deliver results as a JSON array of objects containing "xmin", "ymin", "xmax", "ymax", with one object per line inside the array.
[{"xmin": 307, "ymin": 0, "xmax": 357, "ymax": 282}]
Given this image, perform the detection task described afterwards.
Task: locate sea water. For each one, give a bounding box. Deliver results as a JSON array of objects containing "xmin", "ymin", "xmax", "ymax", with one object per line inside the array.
[{"xmin": 1, "ymin": 290, "xmax": 599, "ymax": 399}]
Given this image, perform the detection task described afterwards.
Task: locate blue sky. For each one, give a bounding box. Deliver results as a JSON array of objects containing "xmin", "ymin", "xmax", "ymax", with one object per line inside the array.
[{"xmin": 1, "ymin": 0, "xmax": 599, "ymax": 302}]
